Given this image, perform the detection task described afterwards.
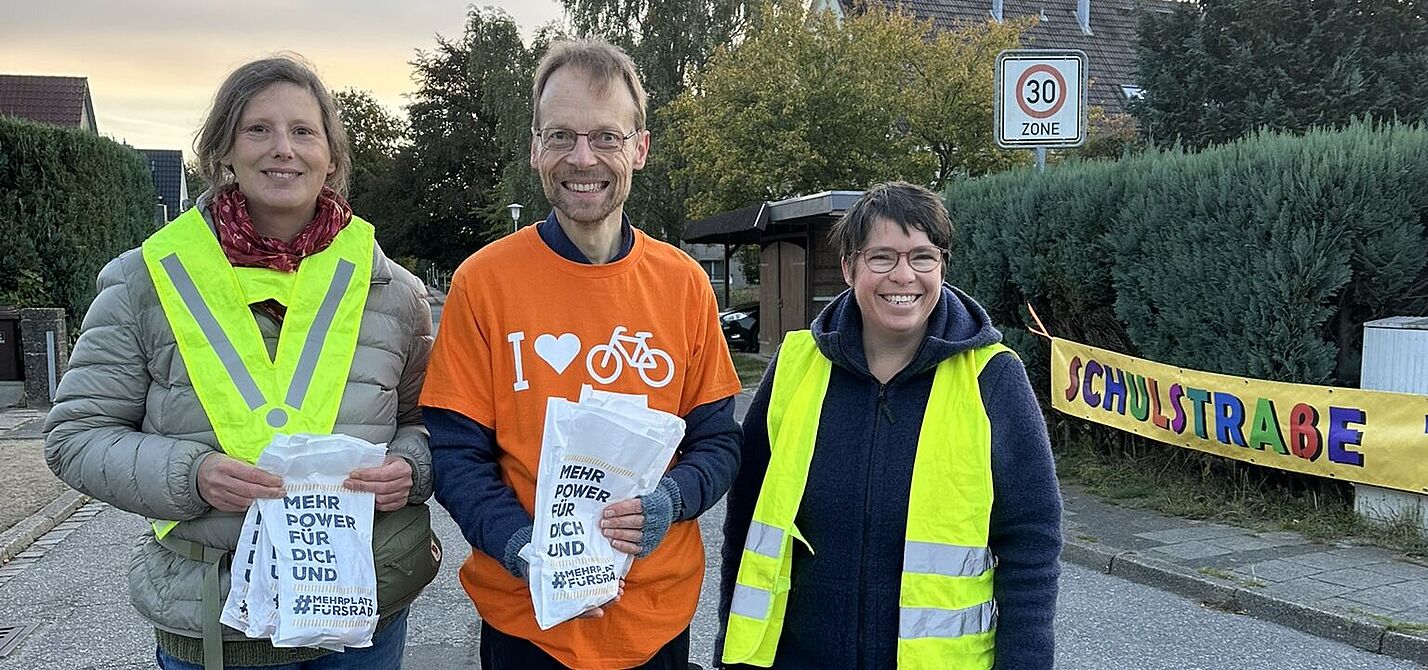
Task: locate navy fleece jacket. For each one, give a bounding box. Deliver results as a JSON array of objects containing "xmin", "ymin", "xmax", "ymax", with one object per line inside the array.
[
  {"xmin": 427, "ymin": 212, "xmax": 741, "ymax": 575},
  {"xmin": 718, "ymin": 285, "xmax": 1062, "ymax": 669}
]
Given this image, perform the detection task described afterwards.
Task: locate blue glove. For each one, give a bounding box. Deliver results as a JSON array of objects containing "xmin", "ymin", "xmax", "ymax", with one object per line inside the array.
[
  {"xmin": 633, "ymin": 476, "xmax": 685, "ymax": 558},
  {"xmin": 501, "ymin": 525, "xmax": 533, "ymax": 580}
]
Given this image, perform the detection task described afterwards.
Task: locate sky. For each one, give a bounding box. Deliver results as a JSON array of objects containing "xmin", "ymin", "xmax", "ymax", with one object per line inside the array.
[{"xmin": 0, "ymin": 1, "xmax": 566, "ymax": 159}]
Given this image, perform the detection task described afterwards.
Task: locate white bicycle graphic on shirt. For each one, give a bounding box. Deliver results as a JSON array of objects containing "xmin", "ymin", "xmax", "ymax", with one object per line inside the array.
[{"xmin": 585, "ymin": 326, "xmax": 675, "ymax": 388}]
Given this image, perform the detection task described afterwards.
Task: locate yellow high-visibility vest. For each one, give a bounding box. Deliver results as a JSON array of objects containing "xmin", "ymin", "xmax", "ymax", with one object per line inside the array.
[
  {"xmin": 141, "ymin": 207, "xmax": 375, "ymax": 539},
  {"xmin": 724, "ymin": 330, "xmax": 1010, "ymax": 669}
]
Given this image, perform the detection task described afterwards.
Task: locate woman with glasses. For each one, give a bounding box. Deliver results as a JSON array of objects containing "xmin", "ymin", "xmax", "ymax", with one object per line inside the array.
[{"xmin": 717, "ymin": 182, "xmax": 1062, "ymax": 669}]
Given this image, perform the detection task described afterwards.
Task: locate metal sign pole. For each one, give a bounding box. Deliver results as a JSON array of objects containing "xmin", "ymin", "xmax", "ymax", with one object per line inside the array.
[
  {"xmin": 1035, "ymin": 147, "xmax": 1047, "ymax": 172},
  {"xmin": 46, "ymin": 331, "xmax": 57, "ymax": 402}
]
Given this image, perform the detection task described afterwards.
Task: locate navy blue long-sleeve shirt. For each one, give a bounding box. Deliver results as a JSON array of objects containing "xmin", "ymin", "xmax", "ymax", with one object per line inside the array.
[
  {"xmin": 428, "ymin": 212, "xmax": 741, "ymax": 566},
  {"xmin": 718, "ymin": 285, "xmax": 1062, "ymax": 669}
]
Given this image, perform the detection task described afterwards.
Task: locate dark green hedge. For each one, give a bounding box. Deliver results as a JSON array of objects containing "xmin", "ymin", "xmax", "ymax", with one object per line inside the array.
[
  {"xmin": 0, "ymin": 116, "xmax": 155, "ymax": 318},
  {"xmin": 946, "ymin": 123, "xmax": 1428, "ymax": 392}
]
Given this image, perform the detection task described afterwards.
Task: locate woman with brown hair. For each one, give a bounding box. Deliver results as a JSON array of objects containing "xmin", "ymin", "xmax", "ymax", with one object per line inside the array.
[{"xmin": 46, "ymin": 55, "xmax": 436, "ymax": 669}]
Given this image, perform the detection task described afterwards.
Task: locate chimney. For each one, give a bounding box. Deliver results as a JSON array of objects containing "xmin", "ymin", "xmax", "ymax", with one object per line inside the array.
[
  {"xmin": 992, "ymin": 0, "xmax": 1003, "ymax": 22},
  {"xmin": 1077, "ymin": 0, "xmax": 1092, "ymax": 34}
]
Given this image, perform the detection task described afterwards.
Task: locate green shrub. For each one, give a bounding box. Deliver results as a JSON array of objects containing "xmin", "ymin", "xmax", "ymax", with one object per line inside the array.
[
  {"xmin": 946, "ymin": 122, "xmax": 1428, "ymax": 391},
  {"xmin": 0, "ymin": 117, "xmax": 155, "ymax": 319}
]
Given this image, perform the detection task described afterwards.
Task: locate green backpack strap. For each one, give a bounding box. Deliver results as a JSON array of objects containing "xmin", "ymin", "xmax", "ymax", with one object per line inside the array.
[{"xmin": 155, "ymin": 534, "xmax": 228, "ymax": 670}]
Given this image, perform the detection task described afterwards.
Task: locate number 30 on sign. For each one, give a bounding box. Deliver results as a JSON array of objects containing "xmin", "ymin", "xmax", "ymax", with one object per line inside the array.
[{"xmin": 995, "ymin": 49, "xmax": 1087, "ymax": 148}]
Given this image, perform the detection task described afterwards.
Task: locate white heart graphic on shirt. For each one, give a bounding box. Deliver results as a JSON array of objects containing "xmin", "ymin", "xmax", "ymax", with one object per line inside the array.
[{"xmin": 534, "ymin": 333, "xmax": 582, "ymax": 374}]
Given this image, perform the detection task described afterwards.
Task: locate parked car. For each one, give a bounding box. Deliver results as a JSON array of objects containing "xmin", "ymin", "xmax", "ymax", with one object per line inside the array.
[{"xmin": 719, "ymin": 302, "xmax": 759, "ymax": 352}]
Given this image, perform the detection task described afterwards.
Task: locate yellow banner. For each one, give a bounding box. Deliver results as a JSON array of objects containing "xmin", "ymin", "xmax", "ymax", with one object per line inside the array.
[{"xmin": 1050, "ymin": 338, "xmax": 1428, "ymax": 494}]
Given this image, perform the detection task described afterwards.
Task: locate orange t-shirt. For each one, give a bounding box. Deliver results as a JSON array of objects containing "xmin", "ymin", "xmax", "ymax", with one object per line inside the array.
[{"xmin": 421, "ymin": 225, "xmax": 741, "ymax": 668}]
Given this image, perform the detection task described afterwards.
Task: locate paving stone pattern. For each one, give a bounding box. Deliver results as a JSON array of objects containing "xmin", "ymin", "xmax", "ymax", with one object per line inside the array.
[{"xmin": 1065, "ymin": 487, "xmax": 1428, "ymax": 637}]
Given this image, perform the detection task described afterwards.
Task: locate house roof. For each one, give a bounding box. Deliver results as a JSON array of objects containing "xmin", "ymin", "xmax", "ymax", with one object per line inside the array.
[
  {"xmin": 138, "ymin": 149, "xmax": 187, "ymax": 221},
  {"xmin": 840, "ymin": 0, "xmax": 1178, "ymax": 115},
  {"xmin": 0, "ymin": 74, "xmax": 97, "ymax": 131}
]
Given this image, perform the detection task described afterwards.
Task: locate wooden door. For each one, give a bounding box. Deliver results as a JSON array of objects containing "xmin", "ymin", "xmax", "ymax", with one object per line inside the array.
[
  {"xmin": 758, "ymin": 242, "xmax": 807, "ymax": 353},
  {"xmin": 779, "ymin": 242, "xmax": 806, "ymax": 341},
  {"xmin": 759, "ymin": 244, "xmax": 778, "ymax": 353}
]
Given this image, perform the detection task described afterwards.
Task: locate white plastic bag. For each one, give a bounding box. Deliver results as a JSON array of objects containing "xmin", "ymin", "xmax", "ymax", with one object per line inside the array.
[
  {"xmin": 221, "ymin": 497, "xmax": 284, "ymax": 641},
  {"xmin": 258, "ymin": 434, "xmax": 387, "ymax": 649},
  {"xmin": 219, "ymin": 433, "xmax": 387, "ymax": 650},
  {"xmin": 220, "ymin": 505, "xmax": 274, "ymax": 635},
  {"xmin": 245, "ymin": 518, "xmax": 280, "ymax": 639},
  {"xmin": 523, "ymin": 391, "xmax": 685, "ymax": 629}
]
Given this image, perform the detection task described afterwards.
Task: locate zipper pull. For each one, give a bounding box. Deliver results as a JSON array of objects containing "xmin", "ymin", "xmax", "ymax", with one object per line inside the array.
[{"xmin": 877, "ymin": 385, "xmax": 895, "ymax": 424}]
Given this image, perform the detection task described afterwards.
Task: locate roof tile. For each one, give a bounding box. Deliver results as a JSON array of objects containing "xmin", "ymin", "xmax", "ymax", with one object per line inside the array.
[
  {"xmin": 842, "ymin": 0, "xmax": 1178, "ymax": 114},
  {"xmin": 0, "ymin": 74, "xmax": 93, "ymax": 129}
]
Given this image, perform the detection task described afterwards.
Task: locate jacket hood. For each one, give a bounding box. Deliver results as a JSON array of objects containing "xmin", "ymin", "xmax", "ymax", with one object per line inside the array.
[{"xmin": 809, "ymin": 284, "xmax": 1002, "ymax": 381}]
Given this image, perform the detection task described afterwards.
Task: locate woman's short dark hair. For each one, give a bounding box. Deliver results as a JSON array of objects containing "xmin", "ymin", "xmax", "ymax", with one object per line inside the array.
[
  {"xmin": 194, "ymin": 55, "xmax": 351, "ymax": 196},
  {"xmin": 830, "ymin": 181, "xmax": 954, "ymax": 261}
]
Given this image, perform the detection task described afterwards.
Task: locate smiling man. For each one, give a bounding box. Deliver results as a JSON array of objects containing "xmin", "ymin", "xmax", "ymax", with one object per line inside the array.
[{"xmin": 420, "ymin": 39, "xmax": 742, "ymax": 670}]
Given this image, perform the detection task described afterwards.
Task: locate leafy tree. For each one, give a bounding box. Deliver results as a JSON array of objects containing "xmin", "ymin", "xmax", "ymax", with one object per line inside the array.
[
  {"xmin": 394, "ymin": 7, "xmax": 532, "ymax": 269},
  {"xmin": 487, "ymin": 25, "xmax": 563, "ymax": 238},
  {"xmin": 1069, "ymin": 106, "xmax": 1144, "ymax": 162},
  {"xmin": 183, "ymin": 160, "xmax": 207, "ymax": 204},
  {"xmin": 333, "ymin": 89, "xmax": 410, "ymax": 254},
  {"xmin": 335, "ymin": 89, "xmax": 405, "ymax": 172},
  {"xmin": 396, "ymin": 8, "xmax": 519, "ymax": 265},
  {"xmin": 562, "ymin": 0, "xmax": 753, "ymax": 106},
  {"xmin": 1134, "ymin": 0, "xmax": 1428, "ymax": 150},
  {"xmin": 899, "ymin": 12, "xmax": 1029, "ymax": 187},
  {"xmin": 666, "ymin": 1, "xmax": 1026, "ymax": 218},
  {"xmin": 736, "ymin": 244, "xmax": 759, "ymax": 284},
  {"xmin": 560, "ymin": 0, "xmax": 756, "ymax": 240}
]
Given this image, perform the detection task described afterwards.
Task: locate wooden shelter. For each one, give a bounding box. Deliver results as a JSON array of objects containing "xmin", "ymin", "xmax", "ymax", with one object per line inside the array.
[{"xmin": 684, "ymin": 191, "xmax": 863, "ymax": 353}]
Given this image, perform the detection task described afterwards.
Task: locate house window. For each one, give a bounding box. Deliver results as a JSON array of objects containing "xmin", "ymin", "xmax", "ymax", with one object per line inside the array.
[
  {"xmin": 701, "ymin": 259, "xmax": 727, "ymax": 283},
  {"xmin": 1122, "ymin": 85, "xmax": 1145, "ymax": 100}
]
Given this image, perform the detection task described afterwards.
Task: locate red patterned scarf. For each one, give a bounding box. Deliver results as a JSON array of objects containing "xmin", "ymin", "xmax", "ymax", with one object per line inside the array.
[
  {"xmin": 211, "ymin": 185, "xmax": 354, "ymax": 323},
  {"xmin": 212, "ymin": 185, "xmax": 353, "ymax": 272}
]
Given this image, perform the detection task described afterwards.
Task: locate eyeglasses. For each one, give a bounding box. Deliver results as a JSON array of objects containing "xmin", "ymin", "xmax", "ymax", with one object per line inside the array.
[
  {"xmin": 532, "ymin": 127, "xmax": 639, "ymax": 153},
  {"xmin": 852, "ymin": 246, "xmax": 946, "ymax": 274}
]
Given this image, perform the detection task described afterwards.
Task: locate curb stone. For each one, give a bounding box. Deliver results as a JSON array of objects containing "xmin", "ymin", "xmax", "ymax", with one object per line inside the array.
[
  {"xmin": 0, "ymin": 489, "xmax": 88, "ymax": 566},
  {"xmin": 1381, "ymin": 631, "xmax": 1428, "ymax": 665},
  {"xmin": 1232, "ymin": 585, "xmax": 1384, "ymax": 654},
  {"xmin": 1061, "ymin": 535, "xmax": 1428, "ymax": 664}
]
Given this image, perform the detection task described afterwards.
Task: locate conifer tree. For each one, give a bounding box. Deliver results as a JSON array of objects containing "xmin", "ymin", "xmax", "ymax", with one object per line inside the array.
[{"xmin": 1134, "ymin": 0, "xmax": 1428, "ymax": 150}]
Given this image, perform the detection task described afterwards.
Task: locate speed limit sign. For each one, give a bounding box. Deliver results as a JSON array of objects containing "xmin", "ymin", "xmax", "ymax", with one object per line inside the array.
[{"xmin": 995, "ymin": 49, "xmax": 1087, "ymax": 148}]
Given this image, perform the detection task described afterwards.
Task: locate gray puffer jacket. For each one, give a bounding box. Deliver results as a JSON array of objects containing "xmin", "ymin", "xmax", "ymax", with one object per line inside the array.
[{"xmin": 44, "ymin": 210, "xmax": 434, "ymax": 641}]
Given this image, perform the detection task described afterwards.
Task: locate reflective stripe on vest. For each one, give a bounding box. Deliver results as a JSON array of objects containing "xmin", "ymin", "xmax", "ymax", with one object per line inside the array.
[
  {"xmin": 723, "ymin": 330, "xmax": 1009, "ymax": 669},
  {"xmin": 897, "ymin": 339, "xmax": 1001, "ymax": 669},
  {"xmin": 141, "ymin": 207, "xmax": 375, "ymax": 539}
]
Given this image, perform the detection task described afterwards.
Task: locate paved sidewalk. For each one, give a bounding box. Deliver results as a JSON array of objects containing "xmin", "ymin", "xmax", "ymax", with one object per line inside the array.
[
  {"xmin": 1062, "ymin": 485, "xmax": 1428, "ymax": 664},
  {"xmin": 0, "ymin": 408, "xmax": 44, "ymax": 440},
  {"xmin": 0, "ymin": 407, "xmax": 80, "ymax": 566}
]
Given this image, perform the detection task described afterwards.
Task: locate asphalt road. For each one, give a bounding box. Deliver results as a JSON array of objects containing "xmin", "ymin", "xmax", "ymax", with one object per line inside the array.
[
  {"xmin": 3, "ymin": 495, "xmax": 1420, "ymax": 670},
  {"xmin": 415, "ymin": 495, "xmax": 1425, "ymax": 670},
  {"xmin": 1054, "ymin": 561, "xmax": 1421, "ymax": 670},
  {"xmin": 0, "ymin": 308, "xmax": 1421, "ymax": 669}
]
